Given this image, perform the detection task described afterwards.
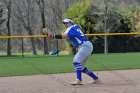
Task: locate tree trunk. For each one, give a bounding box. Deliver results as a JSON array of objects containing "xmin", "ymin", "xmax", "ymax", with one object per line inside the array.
[
  {"xmin": 26, "ymin": 26, "xmax": 37, "ymax": 55},
  {"xmin": 26, "ymin": 0, "xmax": 37, "ymax": 55},
  {"xmin": 42, "ymin": 8, "xmax": 48, "ymax": 55},
  {"xmin": 6, "ymin": 0, "xmax": 12, "ymax": 56},
  {"xmin": 104, "ymin": 0, "xmax": 109, "ymax": 54},
  {"xmin": 36, "ymin": 0, "xmax": 49, "ymax": 54}
]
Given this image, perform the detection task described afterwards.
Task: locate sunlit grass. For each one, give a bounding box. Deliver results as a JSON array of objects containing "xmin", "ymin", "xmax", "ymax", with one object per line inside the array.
[{"xmin": 0, "ymin": 52, "xmax": 140, "ymax": 77}]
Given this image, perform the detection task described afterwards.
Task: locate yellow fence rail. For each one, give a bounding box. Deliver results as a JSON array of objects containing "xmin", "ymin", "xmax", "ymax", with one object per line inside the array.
[{"xmin": 0, "ymin": 32, "xmax": 140, "ymax": 38}]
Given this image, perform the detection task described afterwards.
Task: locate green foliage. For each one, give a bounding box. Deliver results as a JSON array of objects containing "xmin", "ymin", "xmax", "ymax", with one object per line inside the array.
[
  {"xmin": 63, "ymin": 0, "xmax": 91, "ymax": 33},
  {"xmin": 121, "ymin": 6, "xmax": 140, "ymax": 32},
  {"xmin": 63, "ymin": 0, "xmax": 140, "ymax": 53},
  {"xmin": 63, "ymin": 0, "xmax": 92, "ymax": 55},
  {"xmin": 72, "ymin": 1, "xmax": 140, "ymax": 33}
]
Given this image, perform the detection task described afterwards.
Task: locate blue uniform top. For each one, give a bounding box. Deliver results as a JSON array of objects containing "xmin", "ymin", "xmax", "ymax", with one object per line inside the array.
[{"xmin": 64, "ymin": 25, "xmax": 88, "ymax": 47}]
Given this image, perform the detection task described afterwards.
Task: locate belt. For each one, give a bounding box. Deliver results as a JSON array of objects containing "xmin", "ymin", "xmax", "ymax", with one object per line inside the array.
[{"xmin": 79, "ymin": 40, "xmax": 88, "ymax": 46}]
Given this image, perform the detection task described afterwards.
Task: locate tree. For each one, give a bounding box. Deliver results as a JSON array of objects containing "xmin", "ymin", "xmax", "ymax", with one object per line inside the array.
[
  {"xmin": 90, "ymin": 0, "xmax": 123, "ymax": 53},
  {"xmin": 64, "ymin": 0, "xmax": 129, "ymax": 54},
  {"xmin": 14, "ymin": 0, "xmax": 37, "ymax": 55},
  {"xmin": 36, "ymin": 0, "xmax": 49, "ymax": 55},
  {"xmin": 0, "ymin": 2, "xmax": 7, "ymax": 33},
  {"xmin": 92, "ymin": 0, "xmax": 140, "ymax": 53},
  {"xmin": 0, "ymin": 0, "xmax": 82, "ymax": 55},
  {"xmin": 1, "ymin": 0, "xmax": 13, "ymax": 55}
]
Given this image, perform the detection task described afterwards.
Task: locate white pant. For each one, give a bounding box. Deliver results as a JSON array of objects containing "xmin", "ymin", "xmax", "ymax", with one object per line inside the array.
[{"xmin": 73, "ymin": 41, "xmax": 93, "ymax": 68}]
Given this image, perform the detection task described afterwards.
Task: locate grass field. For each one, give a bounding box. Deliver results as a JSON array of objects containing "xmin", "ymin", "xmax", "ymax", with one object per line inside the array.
[{"xmin": 0, "ymin": 52, "xmax": 140, "ymax": 77}]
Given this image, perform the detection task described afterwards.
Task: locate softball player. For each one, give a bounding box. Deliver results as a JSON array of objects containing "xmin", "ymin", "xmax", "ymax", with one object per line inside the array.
[{"xmin": 43, "ymin": 18, "xmax": 101, "ymax": 85}]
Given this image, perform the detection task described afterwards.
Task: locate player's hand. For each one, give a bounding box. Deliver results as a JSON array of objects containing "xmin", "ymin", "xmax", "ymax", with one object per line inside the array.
[{"xmin": 42, "ymin": 27, "xmax": 54, "ymax": 39}]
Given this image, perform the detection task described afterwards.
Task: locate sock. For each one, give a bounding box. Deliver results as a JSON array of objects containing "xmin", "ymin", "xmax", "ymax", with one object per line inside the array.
[
  {"xmin": 73, "ymin": 62, "xmax": 82, "ymax": 81},
  {"xmin": 82, "ymin": 67, "xmax": 98, "ymax": 80},
  {"xmin": 76, "ymin": 70, "xmax": 82, "ymax": 81}
]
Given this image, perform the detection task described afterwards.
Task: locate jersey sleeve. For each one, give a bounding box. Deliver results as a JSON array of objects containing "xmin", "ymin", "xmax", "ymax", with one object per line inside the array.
[{"xmin": 64, "ymin": 27, "xmax": 74, "ymax": 37}]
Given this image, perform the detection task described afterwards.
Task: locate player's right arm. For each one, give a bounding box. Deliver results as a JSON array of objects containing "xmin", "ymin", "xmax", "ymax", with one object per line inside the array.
[{"xmin": 61, "ymin": 33, "xmax": 68, "ymax": 39}]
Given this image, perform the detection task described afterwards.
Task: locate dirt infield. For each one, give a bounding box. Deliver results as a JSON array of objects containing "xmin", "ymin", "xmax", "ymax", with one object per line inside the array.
[{"xmin": 0, "ymin": 69, "xmax": 140, "ymax": 93}]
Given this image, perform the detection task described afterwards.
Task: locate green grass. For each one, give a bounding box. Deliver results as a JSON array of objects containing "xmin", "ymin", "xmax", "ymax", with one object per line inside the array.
[{"xmin": 0, "ymin": 52, "xmax": 140, "ymax": 77}]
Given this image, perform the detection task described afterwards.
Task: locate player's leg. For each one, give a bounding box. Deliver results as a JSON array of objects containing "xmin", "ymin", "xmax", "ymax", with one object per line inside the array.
[
  {"xmin": 70, "ymin": 62, "xmax": 83, "ymax": 85},
  {"xmin": 81, "ymin": 59, "xmax": 101, "ymax": 84},
  {"xmin": 82, "ymin": 67, "xmax": 99, "ymax": 80},
  {"xmin": 71, "ymin": 42, "xmax": 92, "ymax": 85},
  {"xmin": 79, "ymin": 42, "xmax": 101, "ymax": 83},
  {"xmin": 71, "ymin": 53, "xmax": 83, "ymax": 85},
  {"xmin": 73, "ymin": 62, "xmax": 82, "ymax": 81},
  {"xmin": 70, "ymin": 46, "xmax": 89, "ymax": 85},
  {"xmin": 81, "ymin": 58, "xmax": 99, "ymax": 80}
]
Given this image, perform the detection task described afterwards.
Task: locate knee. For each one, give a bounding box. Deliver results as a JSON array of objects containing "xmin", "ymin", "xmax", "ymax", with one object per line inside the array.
[{"xmin": 73, "ymin": 62, "xmax": 82, "ymax": 70}]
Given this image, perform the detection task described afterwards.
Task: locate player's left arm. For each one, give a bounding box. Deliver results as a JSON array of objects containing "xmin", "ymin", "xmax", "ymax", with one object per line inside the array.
[
  {"xmin": 62, "ymin": 34, "xmax": 68, "ymax": 39},
  {"xmin": 42, "ymin": 27, "xmax": 68, "ymax": 39},
  {"xmin": 53, "ymin": 33, "xmax": 68, "ymax": 39}
]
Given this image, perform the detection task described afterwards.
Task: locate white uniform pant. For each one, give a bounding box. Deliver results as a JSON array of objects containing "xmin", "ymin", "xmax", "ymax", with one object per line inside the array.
[{"xmin": 73, "ymin": 41, "xmax": 93, "ymax": 68}]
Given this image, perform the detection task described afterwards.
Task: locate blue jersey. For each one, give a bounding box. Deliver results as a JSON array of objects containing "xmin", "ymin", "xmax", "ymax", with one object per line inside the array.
[{"xmin": 64, "ymin": 25, "xmax": 88, "ymax": 47}]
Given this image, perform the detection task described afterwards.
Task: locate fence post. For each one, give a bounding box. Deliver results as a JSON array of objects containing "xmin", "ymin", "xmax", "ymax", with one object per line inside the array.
[{"xmin": 21, "ymin": 38, "xmax": 24, "ymax": 58}]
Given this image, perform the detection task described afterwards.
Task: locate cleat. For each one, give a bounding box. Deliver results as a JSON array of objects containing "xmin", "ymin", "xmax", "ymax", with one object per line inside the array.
[
  {"xmin": 70, "ymin": 79, "xmax": 83, "ymax": 86},
  {"xmin": 89, "ymin": 79, "xmax": 101, "ymax": 84}
]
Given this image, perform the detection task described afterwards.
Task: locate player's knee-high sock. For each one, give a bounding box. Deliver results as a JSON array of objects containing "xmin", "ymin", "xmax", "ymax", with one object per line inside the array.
[
  {"xmin": 73, "ymin": 62, "xmax": 82, "ymax": 81},
  {"xmin": 82, "ymin": 67, "xmax": 98, "ymax": 80}
]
